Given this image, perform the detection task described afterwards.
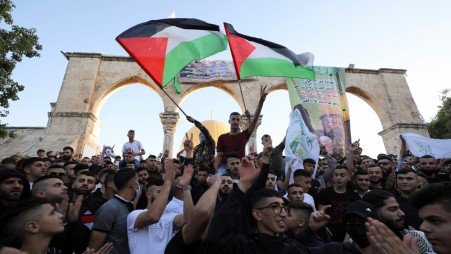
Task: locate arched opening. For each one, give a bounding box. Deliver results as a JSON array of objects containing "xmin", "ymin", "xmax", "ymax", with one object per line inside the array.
[
  {"xmin": 257, "ymin": 89, "xmax": 291, "ymax": 152},
  {"xmin": 174, "ymin": 86, "xmax": 241, "ymax": 153},
  {"xmin": 346, "ymin": 92, "xmax": 385, "ymax": 158},
  {"xmin": 96, "ymin": 83, "xmax": 164, "ymax": 157}
]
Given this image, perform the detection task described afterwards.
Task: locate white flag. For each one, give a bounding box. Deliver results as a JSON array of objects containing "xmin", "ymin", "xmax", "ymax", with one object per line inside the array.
[
  {"xmin": 285, "ymin": 108, "xmax": 320, "ymax": 181},
  {"xmin": 402, "ymin": 133, "xmax": 451, "ymax": 159}
]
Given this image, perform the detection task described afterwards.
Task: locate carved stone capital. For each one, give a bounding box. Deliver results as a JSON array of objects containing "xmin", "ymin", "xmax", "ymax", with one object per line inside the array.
[{"xmin": 159, "ymin": 112, "xmax": 180, "ymax": 132}]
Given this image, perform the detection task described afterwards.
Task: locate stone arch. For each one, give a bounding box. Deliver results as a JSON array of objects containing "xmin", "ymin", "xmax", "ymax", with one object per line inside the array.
[
  {"xmin": 344, "ymin": 68, "xmax": 429, "ymax": 153},
  {"xmin": 178, "ymin": 81, "xmax": 245, "ymax": 111},
  {"xmin": 345, "ymin": 86, "xmax": 388, "ymax": 129},
  {"xmin": 33, "ymin": 53, "xmax": 427, "ymax": 157},
  {"xmin": 90, "ymin": 75, "xmax": 165, "ymax": 117}
]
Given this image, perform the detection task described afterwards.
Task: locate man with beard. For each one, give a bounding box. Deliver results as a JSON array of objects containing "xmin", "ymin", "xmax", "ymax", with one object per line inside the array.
[
  {"xmin": 394, "ymin": 167, "xmax": 421, "ymax": 229},
  {"xmin": 22, "ymin": 157, "xmax": 46, "ymax": 188},
  {"xmin": 136, "ymin": 167, "xmax": 150, "ymax": 187},
  {"xmin": 62, "ymin": 146, "xmax": 74, "ymax": 162},
  {"xmin": 377, "ymin": 156, "xmax": 393, "ymax": 175},
  {"xmin": 362, "ymin": 190, "xmax": 434, "ymax": 254},
  {"xmin": 0, "ymin": 169, "xmax": 31, "ymax": 222},
  {"xmin": 418, "ymin": 155, "xmax": 440, "ymax": 183},
  {"xmin": 215, "ymin": 174, "xmax": 233, "ymax": 212},
  {"xmin": 351, "ymin": 170, "xmax": 370, "ymax": 198},
  {"xmin": 367, "ymin": 165, "xmax": 383, "ymax": 190},
  {"xmin": 225, "ymin": 152, "xmax": 241, "ymax": 182},
  {"xmin": 71, "ymin": 171, "xmax": 99, "ymax": 229}
]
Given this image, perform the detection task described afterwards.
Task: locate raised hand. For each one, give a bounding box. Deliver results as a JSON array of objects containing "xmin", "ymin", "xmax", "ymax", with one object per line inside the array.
[
  {"xmin": 164, "ymin": 158, "xmax": 178, "ymax": 176},
  {"xmin": 179, "ymin": 164, "xmax": 194, "ymax": 187},
  {"xmin": 349, "ymin": 139, "xmax": 360, "ymax": 153},
  {"xmin": 366, "ymin": 218, "xmax": 420, "ymax": 254},
  {"xmin": 184, "ymin": 133, "xmax": 194, "ymax": 151},
  {"xmin": 163, "ymin": 158, "xmax": 177, "ymax": 184},
  {"xmin": 68, "ymin": 194, "xmax": 83, "ymax": 223},
  {"xmin": 309, "ymin": 205, "xmax": 331, "ymax": 232},
  {"xmin": 238, "ymin": 155, "xmax": 261, "ymax": 193},
  {"xmin": 207, "ymin": 174, "xmax": 221, "ymax": 187}
]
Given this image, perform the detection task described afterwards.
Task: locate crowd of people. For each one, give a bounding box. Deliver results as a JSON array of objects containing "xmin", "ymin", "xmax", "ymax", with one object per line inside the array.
[{"xmin": 0, "ymin": 88, "xmax": 450, "ymax": 254}]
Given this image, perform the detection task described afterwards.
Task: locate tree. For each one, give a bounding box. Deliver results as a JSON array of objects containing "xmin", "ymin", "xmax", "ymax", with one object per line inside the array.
[
  {"xmin": 0, "ymin": 0, "xmax": 42, "ymax": 138},
  {"xmin": 428, "ymin": 89, "xmax": 451, "ymax": 139}
]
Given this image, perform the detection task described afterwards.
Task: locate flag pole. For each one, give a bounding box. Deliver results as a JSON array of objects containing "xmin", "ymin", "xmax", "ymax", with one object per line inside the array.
[
  {"xmin": 238, "ymin": 80, "xmax": 247, "ymax": 112},
  {"xmin": 161, "ymin": 87, "xmax": 188, "ymax": 117}
]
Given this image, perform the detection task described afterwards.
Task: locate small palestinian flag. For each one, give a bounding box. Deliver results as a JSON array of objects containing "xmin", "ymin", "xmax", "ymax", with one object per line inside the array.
[
  {"xmin": 116, "ymin": 18, "xmax": 227, "ymax": 89},
  {"xmin": 223, "ymin": 23, "xmax": 315, "ymax": 80}
]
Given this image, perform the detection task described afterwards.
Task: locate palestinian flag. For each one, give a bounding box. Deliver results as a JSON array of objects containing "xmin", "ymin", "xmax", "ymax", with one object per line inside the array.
[
  {"xmin": 224, "ymin": 23, "xmax": 315, "ymax": 80},
  {"xmin": 116, "ymin": 18, "xmax": 227, "ymax": 89}
]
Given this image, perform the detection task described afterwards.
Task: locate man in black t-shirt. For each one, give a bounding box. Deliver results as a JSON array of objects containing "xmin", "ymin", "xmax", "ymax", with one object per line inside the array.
[
  {"xmin": 317, "ymin": 166, "xmax": 360, "ymax": 242},
  {"xmin": 394, "ymin": 167, "xmax": 421, "ymax": 229}
]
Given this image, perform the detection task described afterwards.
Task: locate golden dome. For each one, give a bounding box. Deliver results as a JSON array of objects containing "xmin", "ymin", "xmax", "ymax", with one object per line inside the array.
[{"xmin": 180, "ymin": 120, "xmax": 230, "ymax": 150}]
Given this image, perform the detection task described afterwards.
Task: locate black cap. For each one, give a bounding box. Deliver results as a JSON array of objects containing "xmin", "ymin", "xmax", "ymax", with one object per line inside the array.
[{"xmin": 345, "ymin": 200, "xmax": 378, "ymax": 220}]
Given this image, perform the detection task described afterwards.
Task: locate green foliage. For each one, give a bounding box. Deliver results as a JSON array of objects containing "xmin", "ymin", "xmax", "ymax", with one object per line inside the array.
[
  {"xmin": 0, "ymin": 0, "xmax": 42, "ymax": 138},
  {"xmin": 428, "ymin": 89, "xmax": 451, "ymax": 139}
]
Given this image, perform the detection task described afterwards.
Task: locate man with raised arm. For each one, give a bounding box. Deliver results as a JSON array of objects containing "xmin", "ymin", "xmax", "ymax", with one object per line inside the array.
[
  {"xmin": 127, "ymin": 160, "xmax": 194, "ymax": 254},
  {"xmin": 216, "ymin": 86, "xmax": 268, "ymax": 175}
]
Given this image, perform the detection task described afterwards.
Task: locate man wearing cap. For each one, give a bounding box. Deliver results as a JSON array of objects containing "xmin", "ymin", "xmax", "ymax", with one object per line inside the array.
[
  {"xmin": 0, "ymin": 169, "xmax": 31, "ymax": 220},
  {"xmin": 344, "ymin": 200, "xmax": 379, "ymax": 254}
]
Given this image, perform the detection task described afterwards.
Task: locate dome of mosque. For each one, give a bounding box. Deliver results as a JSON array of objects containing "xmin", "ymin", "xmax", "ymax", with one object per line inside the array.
[{"xmin": 179, "ymin": 120, "xmax": 230, "ymax": 151}]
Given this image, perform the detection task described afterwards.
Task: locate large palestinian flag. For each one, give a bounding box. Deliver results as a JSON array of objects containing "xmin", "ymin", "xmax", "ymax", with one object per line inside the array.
[
  {"xmin": 116, "ymin": 18, "xmax": 227, "ymax": 88},
  {"xmin": 223, "ymin": 23, "xmax": 315, "ymax": 80}
]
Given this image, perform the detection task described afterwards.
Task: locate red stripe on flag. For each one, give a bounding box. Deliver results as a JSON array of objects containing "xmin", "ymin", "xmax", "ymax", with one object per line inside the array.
[
  {"xmin": 224, "ymin": 23, "xmax": 255, "ymax": 80},
  {"xmin": 116, "ymin": 37, "xmax": 168, "ymax": 87}
]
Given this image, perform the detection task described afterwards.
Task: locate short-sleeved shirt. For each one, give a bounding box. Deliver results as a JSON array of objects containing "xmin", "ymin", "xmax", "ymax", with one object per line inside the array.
[
  {"xmin": 317, "ymin": 187, "xmax": 360, "ymax": 242},
  {"xmin": 127, "ymin": 209, "xmax": 178, "ymax": 254},
  {"xmin": 122, "ymin": 140, "xmax": 144, "ymax": 160},
  {"xmin": 217, "ymin": 130, "xmax": 251, "ymax": 165},
  {"xmin": 92, "ymin": 197, "xmax": 132, "ymax": 254}
]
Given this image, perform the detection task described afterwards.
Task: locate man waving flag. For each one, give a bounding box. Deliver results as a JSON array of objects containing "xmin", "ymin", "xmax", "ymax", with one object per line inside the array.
[
  {"xmin": 223, "ymin": 23, "xmax": 315, "ymax": 80},
  {"xmin": 116, "ymin": 18, "xmax": 227, "ymax": 90}
]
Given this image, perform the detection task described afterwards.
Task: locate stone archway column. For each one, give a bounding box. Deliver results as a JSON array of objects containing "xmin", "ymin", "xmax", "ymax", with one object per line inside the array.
[
  {"xmin": 159, "ymin": 112, "xmax": 180, "ymax": 157},
  {"xmin": 240, "ymin": 114, "xmax": 263, "ymax": 152}
]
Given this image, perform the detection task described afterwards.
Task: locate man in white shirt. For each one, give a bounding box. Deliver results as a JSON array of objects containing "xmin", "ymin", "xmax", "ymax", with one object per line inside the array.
[
  {"xmin": 127, "ymin": 161, "xmax": 194, "ymax": 254},
  {"xmin": 122, "ymin": 130, "xmax": 145, "ymax": 161}
]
